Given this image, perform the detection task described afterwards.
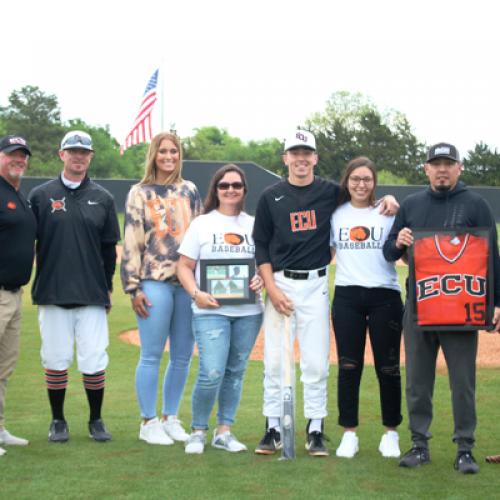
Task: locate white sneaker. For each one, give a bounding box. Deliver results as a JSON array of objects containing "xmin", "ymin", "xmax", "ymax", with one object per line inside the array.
[
  {"xmin": 185, "ymin": 431, "xmax": 206, "ymax": 454},
  {"xmin": 0, "ymin": 429, "xmax": 29, "ymax": 446},
  {"xmin": 162, "ymin": 417, "xmax": 189, "ymax": 442},
  {"xmin": 336, "ymin": 431, "xmax": 359, "ymax": 458},
  {"xmin": 211, "ymin": 430, "xmax": 247, "ymax": 453},
  {"xmin": 379, "ymin": 430, "xmax": 400, "ymax": 457},
  {"xmin": 0, "ymin": 446, "xmax": 6, "ymax": 456},
  {"xmin": 139, "ymin": 417, "xmax": 174, "ymax": 445}
]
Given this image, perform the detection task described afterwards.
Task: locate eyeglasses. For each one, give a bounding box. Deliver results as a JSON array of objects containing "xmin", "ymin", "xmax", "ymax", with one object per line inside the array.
[
  {"xmin": 217, "ymin": 182, "xmax": 245, "ymax": 190},
  {"xmin": 349, "ymin": 176, "xmax": 374, "ymax": 185},
  {"xmin": 62, "ymin": 134, "xmax": 93, "ymax": 148}
]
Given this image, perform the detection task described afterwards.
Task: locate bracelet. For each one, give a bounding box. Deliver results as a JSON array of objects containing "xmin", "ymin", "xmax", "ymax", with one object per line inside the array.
[{"xmin": 192, "ymin": 289, "xmax": 199, "ymax": 300}]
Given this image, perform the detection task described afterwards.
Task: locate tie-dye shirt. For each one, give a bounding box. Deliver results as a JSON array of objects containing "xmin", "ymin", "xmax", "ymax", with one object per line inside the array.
[{"xmin": 120, "ymin": 180, "xmax": 201, "ymax": 294}]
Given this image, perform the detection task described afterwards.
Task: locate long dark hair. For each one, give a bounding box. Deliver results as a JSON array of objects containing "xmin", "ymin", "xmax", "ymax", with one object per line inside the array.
[
  {"xmin": 338, "ymin": 156, "xmax": 378, "ymax": 206},
  {"xmin": 203, "ymin": 164, "xmax": 248, "ymax": 213}
]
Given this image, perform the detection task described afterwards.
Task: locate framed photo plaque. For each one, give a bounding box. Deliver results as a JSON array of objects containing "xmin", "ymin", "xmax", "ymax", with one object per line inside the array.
[
  {"xmin": 408, "ymin": 228, "xmax": 494, "ymax": 331},
  {"xmin": 199, "ymin": 259, "xmax": 256, "ymax": 305}
]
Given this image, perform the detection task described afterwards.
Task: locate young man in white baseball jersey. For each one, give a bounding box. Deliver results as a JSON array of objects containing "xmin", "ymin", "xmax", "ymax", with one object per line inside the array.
[
  {"xmin": 29, "ymin": 131, "xmax": 120, "ymax": 443},
  {"xmin": 253, "ymin": 130, "xmax": 398, "ymax": 456}
]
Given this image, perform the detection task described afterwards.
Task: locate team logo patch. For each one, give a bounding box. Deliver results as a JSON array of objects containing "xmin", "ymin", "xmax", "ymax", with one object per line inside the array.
[
  {"xmin": 7, "ymin": 201, "xmax": 16, "ymax": 210},
  {"xmin": 50, "ymin": 197, "xmax": 67, "ymax": 213},
  {"xmin": 350, "ymin": 226, "xmax": 370, "ymax": 242},
  {"xmin": 224, "ymin": 233, "xmax": 244, "ymax": 245},
  {"xmin": 434, "ymin": 146, "xmax": 451, "ymax": 155}
]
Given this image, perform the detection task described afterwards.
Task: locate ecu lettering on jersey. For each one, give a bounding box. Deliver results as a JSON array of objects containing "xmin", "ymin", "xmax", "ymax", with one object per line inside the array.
[
  {"xmin": 416, "ymin": 274, "xmax": 487, "ymax": 300},
  {"xmin": 414, "ymin": 233, "xmax": 489, "ymax": 327},
  {"xmin": 290, "ymin": 210, "xmax": 317, "ymax": 232}
]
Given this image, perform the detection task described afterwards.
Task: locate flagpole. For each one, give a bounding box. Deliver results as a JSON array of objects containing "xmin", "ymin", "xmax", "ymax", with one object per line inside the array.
[{"xmin": 160, "ymin": 58, "xmax": 165, "ymax": 132}]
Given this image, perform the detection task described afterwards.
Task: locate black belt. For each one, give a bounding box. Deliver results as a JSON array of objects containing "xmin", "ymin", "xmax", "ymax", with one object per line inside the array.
[
  {"xmin": 0, "ymin": 285, "xmax": 21, "ymax": 292},
  {"xmin": 283, "ymin": 268, "xmax": 327, "ymax": 280}
]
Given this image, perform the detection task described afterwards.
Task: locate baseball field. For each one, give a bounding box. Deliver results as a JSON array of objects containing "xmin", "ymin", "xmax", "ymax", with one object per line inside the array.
[{"xmin": 2, "ymin": 257, "xmax": 500, "ymax": 499}]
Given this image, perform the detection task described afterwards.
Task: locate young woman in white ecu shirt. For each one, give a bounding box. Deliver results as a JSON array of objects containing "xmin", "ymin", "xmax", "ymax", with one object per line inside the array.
[{"xmin": 330, "ymin": 156, "xmax": 403, "ymax": 459}]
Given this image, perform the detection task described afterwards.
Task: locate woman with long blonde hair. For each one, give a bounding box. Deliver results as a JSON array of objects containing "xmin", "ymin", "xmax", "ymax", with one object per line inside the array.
[{"xmin": 121, "ymin": 133, "xmax": 201, "ymax": 445}]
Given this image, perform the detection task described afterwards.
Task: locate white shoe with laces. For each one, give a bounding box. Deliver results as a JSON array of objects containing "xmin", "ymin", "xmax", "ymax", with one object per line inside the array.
[
  {"xmin": 211, "ymin": 430, "xmax": 247, "ymax": 453},
  {"xmin": 139, "ymin": 417, "xmax": 174, "ymax": 445},
  {"xmin": 379, "ymin": 430, "xmax": 400, "ymax": 457},
  {"xmin": 0, "ymin": 429, "xmax": 29, "ymax": 446},
  {"xmin": 336, "ymin": 431, "xmax": 359, "ymax": 458},
  {"xmin": 162, "ymin": 417, "xmax": 189, "ymax": 442},
  {"xmin": 185, "ymin": 431, "xmax": 206, "ymax": 454}
]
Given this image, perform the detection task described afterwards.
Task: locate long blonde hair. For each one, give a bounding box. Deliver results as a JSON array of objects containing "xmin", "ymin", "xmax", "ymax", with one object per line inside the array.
[{"xmin": 139, "ymin": 132, "xmax": 183, "ymax": 185}]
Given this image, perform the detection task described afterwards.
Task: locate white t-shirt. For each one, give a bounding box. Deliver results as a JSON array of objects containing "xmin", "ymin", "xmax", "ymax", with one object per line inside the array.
[
  {"xmin": 178, "ymin": 209, "xmax": 264, "ymax": 316},
  {"xmin": 330, "ymin": 202, "xmax": 400, "ymax": 291}
]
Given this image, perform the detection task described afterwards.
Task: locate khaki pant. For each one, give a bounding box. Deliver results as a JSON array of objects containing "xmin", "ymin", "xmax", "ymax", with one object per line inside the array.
[{"xmin": 0, "ymin": 288, "xmax": 22, "ymax": 430}]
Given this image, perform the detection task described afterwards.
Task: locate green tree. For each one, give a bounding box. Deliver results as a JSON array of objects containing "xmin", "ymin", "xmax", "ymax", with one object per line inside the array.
[
  {"xmin": 0, "ymin": 86, "xmax": 146, "ymax": 179},
  {"xmin": 306, "ymin": 91, "xmax": 427, "ymax": 183},
  {"xmin": 462, "ymin": 142, "xmax": 500, "ymax": 186},
  {"xmin": 184, "ymin": 127, "xmax": 245, "ymax": 161},
  {"xmin": 0, "ymin": 85, "xmax": 64, "ymax": 175},
  {"xmin": 183, "ymin": 126, "xmax": 282, "ymax": 173}
]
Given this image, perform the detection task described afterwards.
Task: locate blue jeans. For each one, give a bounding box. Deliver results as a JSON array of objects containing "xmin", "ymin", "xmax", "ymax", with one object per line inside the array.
[
  {"xmin": 136, "ymin": 280, "xmax": 194, "ymax": 419},
  {"xmin": 191, "ymin": 313, "xmax": 262, "ymax": 430}
]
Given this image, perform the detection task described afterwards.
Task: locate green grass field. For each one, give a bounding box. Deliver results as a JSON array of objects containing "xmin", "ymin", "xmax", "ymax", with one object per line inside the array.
[{"xmin": 2, "ymin": 264, "xmax": 500, "ymax": 500}]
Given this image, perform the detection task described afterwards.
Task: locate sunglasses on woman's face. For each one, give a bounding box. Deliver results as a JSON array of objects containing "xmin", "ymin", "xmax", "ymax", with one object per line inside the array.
[{"xmin": 217, "ymin": 182, "xmax": 244, "ymax": 190}]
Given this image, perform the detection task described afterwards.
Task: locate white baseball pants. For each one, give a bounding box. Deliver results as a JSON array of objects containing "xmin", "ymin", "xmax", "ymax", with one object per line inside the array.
[{"xmin": 263, "ymin": 269, "xmax": 330, "ymax": 419}]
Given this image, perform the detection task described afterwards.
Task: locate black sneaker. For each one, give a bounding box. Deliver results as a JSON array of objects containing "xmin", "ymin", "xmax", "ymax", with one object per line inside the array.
[
  {"xmin": 255, "ymin": 427, "xmax": 282, "ymax": 455},
  {"xmin": 399, "ymin": 446, "xmax": 430, "ymax": 468},
  {"xmin": 48, "ymin": 419, "xmax": 69, "ymax": 443},
  {"xmin": 306, "ymin": 431, "xmax": 329, "ymax": 456},
  {"xmin": 454, "ymin": 451, "xmax": 479, "ymax": 474},
  {"xmin": 89, "ymin": 419, "xmax": 112, "ymax": 442}
]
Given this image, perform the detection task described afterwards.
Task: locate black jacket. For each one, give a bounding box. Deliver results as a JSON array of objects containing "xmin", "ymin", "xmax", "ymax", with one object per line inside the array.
[
  {"xmin": 0, "ymin": 176, "xmax": 36, "ymax": 287},
  {"xmin": 28, "ymin": 175, "xmax": 120, "ymax": 306},
  {"xmin": 253, "ymin": 177, "xmax": 339, "ymax": 271},
  {"xmin": 383, "ymin": 181, "xmax": 500, "ymax": 307}
]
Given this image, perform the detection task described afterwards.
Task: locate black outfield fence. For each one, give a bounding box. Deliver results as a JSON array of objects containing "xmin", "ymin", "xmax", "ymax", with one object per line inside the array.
[{"xmin": 21, "ymin": 160, "xmax": 500, "ymax": 221}]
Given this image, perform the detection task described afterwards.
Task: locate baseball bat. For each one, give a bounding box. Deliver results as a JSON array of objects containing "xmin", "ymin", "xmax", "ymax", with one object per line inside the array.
[{"xmin": 280, "ymin": 314, "xmax": 296, "ymax": 460}]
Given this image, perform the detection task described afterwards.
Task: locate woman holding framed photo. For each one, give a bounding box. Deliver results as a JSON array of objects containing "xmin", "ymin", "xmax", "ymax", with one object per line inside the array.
[{"xmin": 177, "ymin": 164, "xmax": 263, "ymax": 455}]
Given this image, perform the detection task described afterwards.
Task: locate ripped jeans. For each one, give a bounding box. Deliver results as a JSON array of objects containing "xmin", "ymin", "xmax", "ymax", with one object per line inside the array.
[
  {"xmin": 332, "ymin": 286, "xmax": 403, "ymax": 428},
  {"xmin": 191, "ymin": 313, "xmax": 262, "ymax": 430}
]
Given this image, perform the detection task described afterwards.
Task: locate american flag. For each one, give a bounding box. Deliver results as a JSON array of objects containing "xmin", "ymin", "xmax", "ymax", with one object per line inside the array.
[{"xmin": 121, "ymin": 69, "xmax": 159, "ymax": 153}]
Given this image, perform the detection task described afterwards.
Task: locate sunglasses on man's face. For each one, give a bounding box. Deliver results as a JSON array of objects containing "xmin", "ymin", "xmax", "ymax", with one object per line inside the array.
[
  {"xmin": 217, "ymin": 182, "xmax": 245, "ymax": 190},
  {"xmin": 63, "ymin": 135, "xmax": 92, "ymax": 148}
]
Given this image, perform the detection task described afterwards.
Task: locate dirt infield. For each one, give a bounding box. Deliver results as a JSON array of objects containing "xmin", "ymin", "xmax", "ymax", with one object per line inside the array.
[{"xmin": 119, "ymin": 327, "xmax": 500, "ymax": 369}]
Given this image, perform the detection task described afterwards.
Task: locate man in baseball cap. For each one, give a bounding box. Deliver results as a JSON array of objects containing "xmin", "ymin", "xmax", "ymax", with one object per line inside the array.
[
  {"xmin": 384, "ymin": 140, "xmax": 500, "ymax": 474},
  {"xmin": 28, "ymin": 130, "xmax": 119, "ymax": 444},
  {"xmin": 0, "ymin": 135, "xmax": 31, "ymax": 156},
  {"xmin": 254, "ymin": 127, "xmax": 398, "ymax": 458},
  {"xmin": 0, "ymin": 134, "xmax": 36, "ymax": 455}
]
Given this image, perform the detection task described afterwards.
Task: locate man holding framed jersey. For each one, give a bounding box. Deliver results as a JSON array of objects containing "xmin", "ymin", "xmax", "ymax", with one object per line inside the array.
[{"xmin": 383, "ymin": 142, "xmax": 500, "ymax": 474}]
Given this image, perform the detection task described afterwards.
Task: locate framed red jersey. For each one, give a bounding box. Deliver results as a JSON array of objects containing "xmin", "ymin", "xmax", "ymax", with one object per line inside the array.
[{"xmin": 408, "ymin": 228, "xmax": 495, "ymax": 331}]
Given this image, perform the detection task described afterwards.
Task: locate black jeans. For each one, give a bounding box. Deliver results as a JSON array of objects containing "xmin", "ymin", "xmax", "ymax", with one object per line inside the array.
[{"xmin": 331, "ymin": 286, "xmax": 403, "ymax": 428}]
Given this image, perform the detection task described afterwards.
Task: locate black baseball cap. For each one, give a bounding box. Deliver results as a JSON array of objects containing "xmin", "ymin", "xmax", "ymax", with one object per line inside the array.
[
  {"xmin": 0, "ymin": 135, "xmax": 31, "ymax": 155},
  {"xmin": 426, "ymin": 142, "xmax": 460, "ymax": 163}
]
